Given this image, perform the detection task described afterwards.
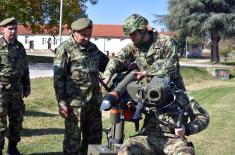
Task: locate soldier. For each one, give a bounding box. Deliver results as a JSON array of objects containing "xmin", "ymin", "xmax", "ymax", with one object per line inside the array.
[
  {"xmin": 103, "ymin": 14, "xmax": 209, "ymax": 155},
  {"xmin": 0, "ymin": 17, "xmax": 31, "ymax": 155},
  {"xmin": 53, "ymin": 18, "xmax": 109, "ymax": 155}
]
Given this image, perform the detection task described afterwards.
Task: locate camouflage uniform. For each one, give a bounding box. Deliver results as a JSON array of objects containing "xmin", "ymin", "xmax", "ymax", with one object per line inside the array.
[
  {"xmin": 54, "ymin": 34, "xmax": 108, "ymax": 154},
  {"xmin": 103, "ymin": 14, "xmax": 209, "ymax": 155},
  {"xmin": 0, "ymin": 37, "xmax": 30, "ymax": 150},
  {"xmin": 104, "ymin": 31, "xmax": 185, "ymax": 89}
]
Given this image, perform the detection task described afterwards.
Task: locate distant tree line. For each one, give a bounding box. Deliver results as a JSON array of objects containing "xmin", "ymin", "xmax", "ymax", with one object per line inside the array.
[{"xmin": 0, "ymin": 0, "xmax": 98, "ymax": 34}]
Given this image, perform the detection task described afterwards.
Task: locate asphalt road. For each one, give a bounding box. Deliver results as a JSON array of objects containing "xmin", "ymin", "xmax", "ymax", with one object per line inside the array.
[
  {"xmin": 29, "ymin": 62, "xmax": 232, "ymax": 79},
  {"xmin": 29, "ymin": 63, "xmax": 53, "ymax": 79}
]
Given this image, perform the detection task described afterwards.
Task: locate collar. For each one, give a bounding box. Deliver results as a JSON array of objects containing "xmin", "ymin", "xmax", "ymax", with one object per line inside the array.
[
  {"xmin": 135, "ymin": 31, "xmax": 154, "ymax": 52},
  {"xmin": 0, "ymin": 37, "xmax": 8, "ymax": 48},
  {"xmin": 0, "ymin": 37, "xmax": 18, "ymax": 47},
  {"xmin": 71, "ymin": 35, "xmax": 91, "ymax": 50}
]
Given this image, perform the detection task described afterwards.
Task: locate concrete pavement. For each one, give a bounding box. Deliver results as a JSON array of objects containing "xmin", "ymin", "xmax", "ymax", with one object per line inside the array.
[
  {"xmin": 29, "ymin": 62, "xmax": 233, "ymax": 79},
  {"xmin": 29, "ymin": 63, "xmax": 53, "ymax": 79}
]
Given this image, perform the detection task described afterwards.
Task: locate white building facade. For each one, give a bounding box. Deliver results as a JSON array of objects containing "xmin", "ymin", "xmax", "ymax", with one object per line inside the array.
[{"xmin": 1, "ymin": 24, "xmax": 131, "ymax": 54}]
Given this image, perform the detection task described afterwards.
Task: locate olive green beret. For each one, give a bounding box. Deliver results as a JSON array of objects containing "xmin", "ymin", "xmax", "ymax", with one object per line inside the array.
[
  {"xmin": 0, "ymin": 17, "xmax": 17, "ymax": 27},
  {"xmin": 71, "ymin": 18, "xmax": 93, "ymax": 31}
]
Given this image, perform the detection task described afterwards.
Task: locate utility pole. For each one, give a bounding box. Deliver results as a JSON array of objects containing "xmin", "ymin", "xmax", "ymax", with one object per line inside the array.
[
  {"xmin": 59, "ymin": 0, "xmax": 63, "ymax": 44},
  {"xmin": 186, "ymin": 37, "xmax": 188, "ymax": 58}
]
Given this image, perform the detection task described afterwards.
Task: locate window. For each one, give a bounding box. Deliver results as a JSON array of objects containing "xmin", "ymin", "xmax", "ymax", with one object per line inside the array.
[
  {"xmin": 42, "ymin": 38, "xmax": 46, "ymax": 45},
  {"xmin": 53, "ymin": 38, "xmax": 57, "ymax": 45},
  {"xmin": 25, "ymin": 36, "xmax": 29, "ymax": 44}
]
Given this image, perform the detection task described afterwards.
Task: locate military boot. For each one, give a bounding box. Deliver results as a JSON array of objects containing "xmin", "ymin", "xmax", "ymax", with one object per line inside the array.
[
  {"xmin": 0, "ymin": 142, "xmax": 4, "ymax": 155},
  {"xmin": 0, "ymin": 145, "xmax": 3, "ymax": 155},
  {"xmin": 7, "ymin": 141, "xmax": 22, "ymax": 155},
  {"xmin": 0, "ymin": 133, "xmax": 4, "ymax": 155}
]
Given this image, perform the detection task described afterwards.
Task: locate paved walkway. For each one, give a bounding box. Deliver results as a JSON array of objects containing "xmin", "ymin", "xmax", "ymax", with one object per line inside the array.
[
  {"xmin": 29, "ymin": 63, "xmax": 53, "ymax": 79},
  {"xmin": 180, "ymin": 62, "xmax": 232, "ymax": 68},
  {"xmin": 29, "ymin": 62, "xmax": 234, "ymax": 79},
  {"xmin": 27, "ymin": 49, "xmax": 55, "ymax": 57}
]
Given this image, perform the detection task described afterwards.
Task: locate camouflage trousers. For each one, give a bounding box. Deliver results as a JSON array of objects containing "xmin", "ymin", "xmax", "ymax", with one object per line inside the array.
[
  {"xmin": 0, "ymin": 91, "xmax": 25, "ymax": 150},
  {"xmin": 63, "ymin": 102, "xmax": 102, "ymax": 155},
  {"xmin": 118, "ymin": 134, "xmax": 194, "ymax": 155}
]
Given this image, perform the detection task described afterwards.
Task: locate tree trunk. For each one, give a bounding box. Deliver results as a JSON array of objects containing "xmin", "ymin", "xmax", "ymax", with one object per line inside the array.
[{"xmin": 210, "ymin": 30, "xmax": 221, "ymax": 62}]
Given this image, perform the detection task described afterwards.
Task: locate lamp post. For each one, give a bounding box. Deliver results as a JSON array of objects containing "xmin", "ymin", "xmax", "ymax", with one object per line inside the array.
[{"xmin": 59, "ymin": 0, "xmax": 63, "ymax": 44}]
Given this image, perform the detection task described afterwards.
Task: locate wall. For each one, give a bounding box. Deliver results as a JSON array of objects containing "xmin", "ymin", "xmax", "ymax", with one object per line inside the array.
[
  {"xmin": 1, "ymin": 34, "xmax": 131, "ymax": 53},
  {"xmin": 90, "ymin": 37, "xmax": 131, "ymax": 53},
  {"xmin": 17, "ymin": 34, "xmax": 70, "ymax": 50}
]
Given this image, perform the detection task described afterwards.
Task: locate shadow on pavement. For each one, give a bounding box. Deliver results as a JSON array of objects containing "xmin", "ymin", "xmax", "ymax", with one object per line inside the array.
[
  {"xmin": 25, "ymin": 110, "xmax": 58, "ymax": 117},
  {"xmin": 29, "ymin": 152, "xmax": 63, "ymax": 155},
  {"xmin": 22, "ymin": 128, "xmax": 64, "ymax": 137}
]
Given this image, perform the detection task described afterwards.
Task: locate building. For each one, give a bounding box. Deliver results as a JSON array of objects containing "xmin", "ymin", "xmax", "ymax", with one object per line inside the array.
[
  {"xmin": 0, "ymin": 24, "xmax": 131, "ymax": 54},
  {"xmin": 0, "ymin": 24, "xmax": 172, "ymax": 55}
]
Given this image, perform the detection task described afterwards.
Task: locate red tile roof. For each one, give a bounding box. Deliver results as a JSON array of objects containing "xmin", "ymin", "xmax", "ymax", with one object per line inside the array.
[{"xmin": 92, "ymin": 24, "xmax": 126, "ymax": 38}]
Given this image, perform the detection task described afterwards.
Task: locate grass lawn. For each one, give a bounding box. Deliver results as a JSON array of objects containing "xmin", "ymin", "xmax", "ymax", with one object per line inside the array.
[{"xmin": 2, "ymin": 67, "xmax": 235, "ymax": 155}]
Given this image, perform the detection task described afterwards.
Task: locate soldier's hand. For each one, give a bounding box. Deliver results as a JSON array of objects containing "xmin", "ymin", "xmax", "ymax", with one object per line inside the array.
[
  {"xmin": 59, "ymin": 104, "xmax": 69, "ymax": 118},
  {"xmin": 103, "ymin": 77, "xmax": 111, "ymax": 85},
  {"xmin": 23, "ymin": 90, "xmax": 31, "ymax": 98},
  {"xmin": 132, "ymin": 71, "xmax": 146, "ymax": 80},
  {"xmin": 175, "ymin": 125, "xmax": 185, "ymax": 137}
]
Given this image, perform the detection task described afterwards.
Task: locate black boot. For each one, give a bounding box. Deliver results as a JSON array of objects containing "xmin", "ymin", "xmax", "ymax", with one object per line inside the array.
[
  {"xmin": 0, "ymin": 143, "xmax": 4, "ymax": 155},
  {"xmin": 7, "ymin": 141, "xmax": 22, "ymax": 155},
  {"xmin": 0, "ymin": 133, "xmax": 4, "ymax": 155}
]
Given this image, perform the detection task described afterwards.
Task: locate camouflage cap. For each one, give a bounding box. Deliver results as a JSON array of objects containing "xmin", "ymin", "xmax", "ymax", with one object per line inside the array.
[
  {"xmin": 0, "ymin": 17, "xmax": 17, "ymax": 27},
  {"xmin": 71, "ymin": 18, "xmax": 93, "ymax": 31},
  {"xmin": 123, "ymin": 14, "xmax": 148, "ymax": 36}
]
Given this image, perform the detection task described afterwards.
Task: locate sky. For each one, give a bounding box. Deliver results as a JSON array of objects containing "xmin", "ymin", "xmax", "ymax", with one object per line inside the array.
[{"xmin": 86, "ymin": 0, "xmax": 168, "ymax": 31}]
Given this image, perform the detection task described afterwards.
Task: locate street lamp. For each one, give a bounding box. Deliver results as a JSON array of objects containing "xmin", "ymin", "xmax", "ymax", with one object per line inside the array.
[{"xmin": 59, "ymin": 0, "xmax": 63, "ymax": 44}]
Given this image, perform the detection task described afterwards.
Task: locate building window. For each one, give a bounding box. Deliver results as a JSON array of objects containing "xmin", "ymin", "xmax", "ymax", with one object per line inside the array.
[
  {"xmin": 107, "ymin": 38, "xmax": 111, "ymax": 41},
  {"xmin": 57, "ymin": 39, "xmax": 60, "ymax": 44},
  {"xmin": 94, "ymin": 37, "xmax": 98, "ymax": 41},
  {"xmin": 25, "ymin": 36, "xmax": 29, "ymax": 44},
  {"xmin": 53, "ymin": 38, "xmax": 57, "ymax": 45},
  {"xmin": 42, "ymin": 38, "xmax": 47, "ymax": 45},
  {"xmin": 120, "ymin": 38, "xmax": 125, "ymax": 41}
]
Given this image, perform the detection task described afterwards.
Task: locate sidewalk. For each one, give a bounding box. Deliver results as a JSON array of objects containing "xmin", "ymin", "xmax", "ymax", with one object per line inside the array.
[
  {"xmin": 29, "ymin": 62, "xmax": 233, "ymax": 79},
  {"xmin": 26, "ymin": 49, "xmax": 55, "ymax": 57},
  {"xmin": 180, "ymin": 62, "xmax": 232, "ymax": 68},
  {"xmin": 29, "ymin": 63, "xmax": 53, "ymax": 79}
]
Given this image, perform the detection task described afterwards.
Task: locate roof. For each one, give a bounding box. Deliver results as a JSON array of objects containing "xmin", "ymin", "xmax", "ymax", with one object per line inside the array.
[
  {"xmin": 0, "ymin": 24, "xmax": 172, "ymax": 38},
  {"xmin": 92, "ymin": 24, "xmax": 126, "ymax": 38}
]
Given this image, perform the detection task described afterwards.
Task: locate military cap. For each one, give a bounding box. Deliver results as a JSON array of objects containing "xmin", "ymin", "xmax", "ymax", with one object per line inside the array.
[
  {"xmin": 0, "ymin": 17, "xmax": 17, "ymax": 27},
  {"xmin": 71, "ymin": 18, "xmax": 93, "ymax": 31}
]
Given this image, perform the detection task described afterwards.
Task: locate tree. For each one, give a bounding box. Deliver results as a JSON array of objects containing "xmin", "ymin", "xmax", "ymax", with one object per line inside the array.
[
  {"xmin": 155, "ymin": 0, "xmax": 235, "ymax": 63},
  {"xmin": 0, "ymin": 0, "xmax": 98, "ymax": 34}
]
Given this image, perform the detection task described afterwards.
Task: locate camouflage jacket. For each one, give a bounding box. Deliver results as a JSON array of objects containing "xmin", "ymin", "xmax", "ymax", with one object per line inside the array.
[
  {"xmin": 104, "ymin": 31, "xmax": 179, "ymax": 80},
  {"xmin": 104, "ymin": 31, "xmax": 209, "ymax": 136},
  {"xmin": 54, "ymin": 36, "xmax": 108, "ymax": 107},
  {"xmin": 0, "ymin": 37, "xmax": 30, "ymax": 93},
  {"xmin": 141, "ymin": 93, "xmax": 209, "ymax": 136}
]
